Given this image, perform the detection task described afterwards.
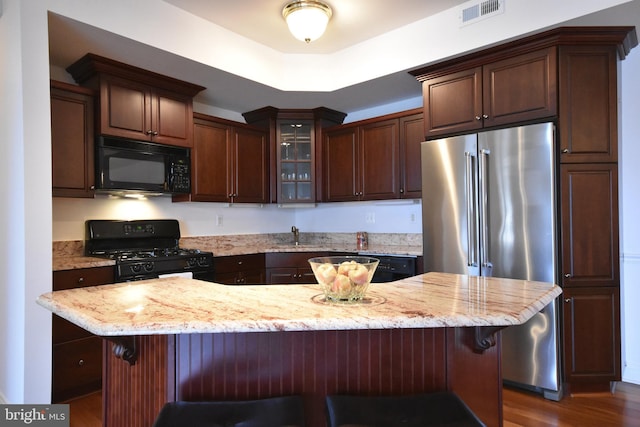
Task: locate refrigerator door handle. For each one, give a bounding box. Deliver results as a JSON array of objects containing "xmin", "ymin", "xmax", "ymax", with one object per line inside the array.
[
  {"xmin": 479, "ymin": 148, "xmax": 493, "ymax": 276},
  {"xmin": 465, "ymin": 151, "xmax": 477, "ymax": 267}
]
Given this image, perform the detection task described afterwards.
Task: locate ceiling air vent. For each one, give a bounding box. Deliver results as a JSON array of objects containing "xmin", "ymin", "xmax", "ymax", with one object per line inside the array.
[{"xmin": 460, "ymin": 0, "xmax": 505, "ymax": 26}]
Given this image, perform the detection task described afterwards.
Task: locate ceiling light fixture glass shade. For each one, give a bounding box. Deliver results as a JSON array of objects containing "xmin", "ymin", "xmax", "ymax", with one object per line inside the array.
[{"xmin": 282, "ymin": 1, "xmax": 332, "ymax": 43}]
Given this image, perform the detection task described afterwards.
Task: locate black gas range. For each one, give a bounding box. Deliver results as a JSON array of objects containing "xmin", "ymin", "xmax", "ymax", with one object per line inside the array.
[{"xmin": 85, "ymin": 219, "xmax": 215, "ymax": 282}]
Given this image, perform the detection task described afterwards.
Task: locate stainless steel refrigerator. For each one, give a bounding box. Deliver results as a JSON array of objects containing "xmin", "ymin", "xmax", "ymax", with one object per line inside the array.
[{"xmin": 421, "ymin": 122, "xmax": 562, "ymax": 400}]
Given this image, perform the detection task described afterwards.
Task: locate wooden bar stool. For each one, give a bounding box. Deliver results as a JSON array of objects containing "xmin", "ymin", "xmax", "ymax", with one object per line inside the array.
[
  {"xmin": 152, "ymin": 395, "xmax": 305, "ymax": 427},
  {"xmin": 325, "ymin": 392, "xmax": 485, "ymax": 427}
]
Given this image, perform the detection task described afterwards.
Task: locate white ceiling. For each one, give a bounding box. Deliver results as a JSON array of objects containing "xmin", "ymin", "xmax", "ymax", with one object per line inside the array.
[
  {"xmin": 47, "ymin": 1, "xmax": 640, "ymax": 118},
  {"xmin": 161, "ymin": 0, "xmax": 468, "ymax": 54}
]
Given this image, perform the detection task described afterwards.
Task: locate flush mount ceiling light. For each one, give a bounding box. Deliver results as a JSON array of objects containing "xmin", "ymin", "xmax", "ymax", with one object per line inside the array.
[{"xmin": 282, "ymin": 0, "xmax": 333, "ymax": 43}]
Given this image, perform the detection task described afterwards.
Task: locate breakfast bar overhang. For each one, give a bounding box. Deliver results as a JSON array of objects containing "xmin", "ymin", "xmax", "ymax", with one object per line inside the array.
[{"xmin": 37, "ymin": 272, "xmax": 561, "ymax": 427}]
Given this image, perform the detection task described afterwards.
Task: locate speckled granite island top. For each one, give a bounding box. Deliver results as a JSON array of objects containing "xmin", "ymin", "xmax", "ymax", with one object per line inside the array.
[{"xmin": 37, "ymin": 272, "xmax": 561, "ymax": 336}]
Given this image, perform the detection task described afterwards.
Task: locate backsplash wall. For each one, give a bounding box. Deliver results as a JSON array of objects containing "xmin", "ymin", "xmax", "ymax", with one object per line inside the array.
[{"xmin": 52, "ymin": 197, "xmax": 423, "ymax": 241}]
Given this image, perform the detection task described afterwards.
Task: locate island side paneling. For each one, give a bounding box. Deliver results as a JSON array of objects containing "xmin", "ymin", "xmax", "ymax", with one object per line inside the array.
[
  {"xmin": 102, "ymin": 335, "xmax": 175, "ymax": 427},
  {"xmin": 175, "ymin": 329, "xmax": 448, "ymax": 427},
  {"xmin": 101, "ymin": 328, "xmax": 502, "ymax": 427}
]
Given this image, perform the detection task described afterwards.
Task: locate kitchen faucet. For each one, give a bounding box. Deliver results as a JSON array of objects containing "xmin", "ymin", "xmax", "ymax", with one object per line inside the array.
[{"xmin": 291, "ymin": 226, "xmax": 300, "ymax": 246}]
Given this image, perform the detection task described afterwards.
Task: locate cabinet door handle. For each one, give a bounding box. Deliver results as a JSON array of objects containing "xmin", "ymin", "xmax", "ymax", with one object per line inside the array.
[
  {"xmin": 482, "ymin": 114, "xmax": 489, "ymax": 119},
  {"xmin": 78, "ymin": 359, "xmax": 84, "ymax": 366},
  {"xmin": 77, "ymin": 277, "xmax": 84, "ymax": 284},
  {"xmin": 564, "ymin": 298, "xmax": 571, "ymax": 303},
  {"xmin": 564, "ymin": 273, "xmax": 571, "ymax": 278},
  {"xmin": 146, "ymin": 130, "xmax": 154, "ymax": 135},
  {"xmin": 475, "ymin": 116, "xmax": 482, "ymax": 121},
  {"xmin": 562, "ymin": 148, "xmax": 569, "ymax": 153}
]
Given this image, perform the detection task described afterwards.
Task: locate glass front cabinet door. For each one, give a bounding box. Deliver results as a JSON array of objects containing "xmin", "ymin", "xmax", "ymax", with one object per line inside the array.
[{"xmin": 278, "ymin": 120, "xmax": 314, "ymax": 203}]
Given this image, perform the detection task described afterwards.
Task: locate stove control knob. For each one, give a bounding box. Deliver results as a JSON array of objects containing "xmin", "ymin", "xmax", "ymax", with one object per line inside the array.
[
  {"xmin": 188, "ymin": 258, "xmax": 197, "ymax": 267},
  {"xmin": 131, "ymin": 264, "xmax": 142, "ymax": 273},
  {"xmin": 144, "ymin": 262, "xmax": 154, "ymax": 272}
]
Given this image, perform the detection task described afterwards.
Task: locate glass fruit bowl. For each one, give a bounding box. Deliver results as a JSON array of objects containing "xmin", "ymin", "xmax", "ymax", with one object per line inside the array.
[{"xmin": 308, "ymin": 256, "xmax": 380, "ymax": 303}]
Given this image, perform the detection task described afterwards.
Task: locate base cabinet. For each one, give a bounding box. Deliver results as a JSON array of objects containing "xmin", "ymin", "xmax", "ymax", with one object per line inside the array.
[
  {"xmin": 52, "ymin": 266, "xmax": 114, "ymax": 402},
  {"xmin": 562, "ymin": 287, "xmax": 621, "ymax": 391},
  {"xmin": 265, "ymin": 252, "xmax": 328, "ymax": 284},
  {"xmin": 213, "ymin": 254, "xmax": 265, "ymax": 285}
]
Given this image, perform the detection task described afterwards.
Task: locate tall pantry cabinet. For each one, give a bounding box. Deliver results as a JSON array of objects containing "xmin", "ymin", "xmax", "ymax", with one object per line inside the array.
[
  {"xmin": 558, "ymin": 44, "xmax": 622, "ymax": 392},
  {"xmin": 411, "ymin": 26, "xmax": 637, "ymax": 393}
]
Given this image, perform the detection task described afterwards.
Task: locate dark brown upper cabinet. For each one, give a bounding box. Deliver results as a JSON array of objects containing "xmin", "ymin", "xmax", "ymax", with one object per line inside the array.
[
  {"xmin": 190, "ymin": 113, "xmax": 269, "ymax": 204},
  {"xmin": 50, "ymin": 80, "xmax": 96, "ymax": 198},
  {"xmin": 66, "ymin": 53, "xmax": 204, "ymax": 148},
  {"xmin": 417, "ymin": 47, "xmax": 557, "ymax": 139},
  {"xmin": 323, "ymin": 109, "xmax": 422, "ymax": 202},
  {"xmin": 242, "ymin": 107, "xmax": 346, "ymax": 204},
  {"xmin": 559, "ymin": 45, "xmax": 619, "ymax": 163}
]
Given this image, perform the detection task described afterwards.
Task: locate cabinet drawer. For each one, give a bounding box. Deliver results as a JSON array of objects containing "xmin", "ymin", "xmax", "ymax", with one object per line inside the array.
[
  {"xmin": 53, "ymin": 266, "xmax": 115, "ymax": 290},
  {"xmin": 53, "ymin": 315, "xmax": 92, "ymax": 344},
  {"xmin": 52, "ymin": 336, "xmax": 103, "ymax": 402},
  {"xmin": 215, "ymin": 270, "xmax": 265, "ymax": 285},
  {"xmin": 266, "ymin": 267, "xmax": 298, "ymax": 284},
  {"xmin": 214, "ymin": 254, "xmax": 265, "ymax": 273}
]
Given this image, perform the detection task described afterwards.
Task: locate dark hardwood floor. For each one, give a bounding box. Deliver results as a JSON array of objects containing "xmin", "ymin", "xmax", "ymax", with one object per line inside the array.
[
  {"xmin": 503, "ymin": 382, "xmax": 640, "ymax": 427},
  {"xmin": 68, "ymin": 382, "xmax": 640, "ymax": 427},
  {"xmin": 67, "ymin": 391, "xmax": 101, "ymax": 427}
]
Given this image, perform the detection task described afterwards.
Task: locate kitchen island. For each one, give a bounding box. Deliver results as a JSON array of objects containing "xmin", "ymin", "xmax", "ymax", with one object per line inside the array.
[{"xmin": 37, "ymin": 272, "xmax": 561, "ymax": 427}]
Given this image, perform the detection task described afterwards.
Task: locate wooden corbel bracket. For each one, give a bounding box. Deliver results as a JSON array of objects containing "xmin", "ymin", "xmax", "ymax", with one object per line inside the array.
[
  {"xmin": 474, "ymin": 326, "xmax": 506, "ymax": 353},
  {"xmin": 103, "ymin": 336, "xmax": 138, "ymax": 365}
]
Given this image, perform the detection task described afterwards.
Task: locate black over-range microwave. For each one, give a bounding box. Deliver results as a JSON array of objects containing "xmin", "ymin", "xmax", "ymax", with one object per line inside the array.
[{"xmin": 95, "ymin": 136, "xmax": 191, "ymax": 196}]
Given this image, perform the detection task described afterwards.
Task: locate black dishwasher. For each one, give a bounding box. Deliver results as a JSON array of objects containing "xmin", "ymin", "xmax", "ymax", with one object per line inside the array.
[{"xmin": 367, "ymin": 255, "xmax": 417, "ymax": 282}]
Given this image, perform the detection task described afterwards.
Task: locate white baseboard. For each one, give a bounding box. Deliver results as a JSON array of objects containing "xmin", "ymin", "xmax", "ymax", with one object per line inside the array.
[
  {"xmin": 621, "ymin": 253, "xmax": 640, "ymax": 263},
  {"xmin": 623, "ymin": 365, "xmax": 640, "ymax": 386}
]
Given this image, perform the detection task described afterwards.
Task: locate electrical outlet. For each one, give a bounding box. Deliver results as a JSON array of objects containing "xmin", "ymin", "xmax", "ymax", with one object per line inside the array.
[
  {"xmin": 365, "ymin": 212, "xmax": 375, "ymax": 224},
  {"xmin": 215, "ymin": 215, "xmax": 223, "ymax": 226}
]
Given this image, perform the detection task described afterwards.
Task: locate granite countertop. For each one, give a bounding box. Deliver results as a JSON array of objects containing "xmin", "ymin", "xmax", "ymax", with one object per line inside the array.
[
  {"xmin": 53, "ymin": 256, "xmax": 116, "ymax": 271},
  {"xmin": 51, "ymin": 245, "xmax": 422, "ymax": 271},
  {"xmin": 36, "ymin": 272, "xmax": 561, "ymax": 335},
  {"xmin": 52, "ymin": 234, "xmax": 423, "ymax": 271}
]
